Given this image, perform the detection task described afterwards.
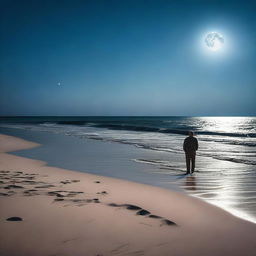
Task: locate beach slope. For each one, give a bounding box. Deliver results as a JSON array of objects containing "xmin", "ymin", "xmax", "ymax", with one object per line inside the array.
[{"xmin": 0, "ymin": 134, "xmax": 255, "ymax": 256}]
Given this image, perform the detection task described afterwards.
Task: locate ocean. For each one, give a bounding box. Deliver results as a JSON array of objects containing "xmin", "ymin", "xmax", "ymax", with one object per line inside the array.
[{"xmin": 0, "ymin": 116, "xmax": 256, "ymax": 223}]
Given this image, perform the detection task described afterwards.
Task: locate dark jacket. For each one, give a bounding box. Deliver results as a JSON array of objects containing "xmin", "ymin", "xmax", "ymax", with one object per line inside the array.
[{"xmin": 183, "ymin": 136, "xmax": 198, "ymax": 154}]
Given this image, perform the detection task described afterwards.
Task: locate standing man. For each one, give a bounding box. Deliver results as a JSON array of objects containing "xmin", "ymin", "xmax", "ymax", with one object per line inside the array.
[{"xmin": 183, "ymin": 131, "xmax": 198, "ymax": 174}]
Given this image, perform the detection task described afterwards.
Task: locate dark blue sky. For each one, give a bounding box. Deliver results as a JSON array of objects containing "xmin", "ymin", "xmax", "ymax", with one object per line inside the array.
[{"xmin": 0, "ymin": 0, "xmax": 255, "ymax": 116}]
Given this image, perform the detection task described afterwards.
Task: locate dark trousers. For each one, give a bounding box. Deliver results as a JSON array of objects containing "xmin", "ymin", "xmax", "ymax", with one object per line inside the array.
[{"xmin": 185, "ymin": 152, "xmax": 196, "ymax": 174}]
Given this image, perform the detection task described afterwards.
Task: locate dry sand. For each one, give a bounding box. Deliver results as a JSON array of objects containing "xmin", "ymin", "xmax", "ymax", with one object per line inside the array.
[{"xmin": 0, "ymin": 133, "xmax": 256, "ymax": 256}]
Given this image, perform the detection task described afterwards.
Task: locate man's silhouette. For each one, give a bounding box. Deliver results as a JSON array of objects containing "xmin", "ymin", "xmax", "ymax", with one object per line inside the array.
[{"xmin": 183, "ymin": 131, "xmax": 198, "ymax": 174}]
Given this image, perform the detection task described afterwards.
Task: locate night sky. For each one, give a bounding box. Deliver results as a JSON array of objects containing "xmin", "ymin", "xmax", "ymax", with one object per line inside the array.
[{"xmin": 0, "ymin": 0, "xmax": 255, "ymax": 116}]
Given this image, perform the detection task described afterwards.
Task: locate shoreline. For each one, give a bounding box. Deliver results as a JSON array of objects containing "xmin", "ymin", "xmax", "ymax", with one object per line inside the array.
[
  {"xmin": 1, "ymin": 126, "xmax": 256, "ymax": 224},
  {"xmin": 0, "ymin": 133, "xmax": 256, "ymax": 256}
]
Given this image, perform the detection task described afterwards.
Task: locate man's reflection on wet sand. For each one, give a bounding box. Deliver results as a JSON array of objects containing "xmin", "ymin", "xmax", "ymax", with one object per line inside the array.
[{"xmin": 185, "ymin": 175, "xmax": 197, "ymax": 191}]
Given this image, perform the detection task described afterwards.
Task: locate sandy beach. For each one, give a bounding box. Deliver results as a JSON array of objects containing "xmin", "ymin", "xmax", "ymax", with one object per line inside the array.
[{"xmin": 0, "ymin": 133, "xmax": 256, "ymax": 256}]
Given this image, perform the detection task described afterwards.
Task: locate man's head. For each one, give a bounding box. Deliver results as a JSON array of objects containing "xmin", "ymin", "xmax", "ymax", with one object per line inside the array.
[{"xmin": 188, "ymin": 131, "xmax": 194, "ymax": 137}]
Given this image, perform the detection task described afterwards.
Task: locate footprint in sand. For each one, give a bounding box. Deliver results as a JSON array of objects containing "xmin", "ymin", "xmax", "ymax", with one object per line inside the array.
[
  {"xmin": 0, "ymin": 192, "xmax": 9, "ymax": 196},
  {"xmin": 48, "ymin": 191, "xmax": 84, "ymax": 198},
  {"xmin": 56, "ymin": 193, "xmax": 65, "ymax": 198},
  {"xmin": 4, "ymin": 185, "xmax": 24, "ymax": 189},
  {"xmin": 97, "ymin": 191, "xmax": 108, "ymax": 195},
  {"xmin": 107, "ymin": 202, "xmax": 177, "ymax": 226},
  {"xmin": 35, "ymin": 184, "xmax": 55, "ymax": 188},
  {"xmin": 60, "ymin": 180, "xmax": 73, "ymax": 184},
  {"xmin": 108, "ymin": 203, "xmax": 121, "ymax": 207},
  {"xmin": 136, "ymin": 209, "xmax": 151, "ymax": 216},
  {"xmin": 23, "ymin": 189, "xmax": 40, "ymax": 196},
  {"xmin": 148, "ymin": 215, "xmax": 162, "ymax": 219},
  {"xmin": 124, "ymin": 204, "xmax": 141, "ymax": 210},
  {"xmin": 54, "ymin": 198, "xmax": 65, "ymax": 201},
  {"xmin": 71, "ymin": 180, "xmax": 80, "ymax": 183},
  {"xmin": 14, "ymin": 176, "xmax": 35, "ymax": 180},
  {"xmin": 23, "ymin": 181, "xmax": 40, "ymax": 185},
  {"xmin": 53, "ymin": 197, "xmax": 101, "ymax": 206},
  {"xmin": 161, "ymin": 219, "xmax": 177, "ymax": 226},
  {"xmin": 66, "ymin": 191, "xmax": 84, "ymax": 197},
  {"xmin": 6, "ymin": 217, "xmax": 23, "ymax": 221}
]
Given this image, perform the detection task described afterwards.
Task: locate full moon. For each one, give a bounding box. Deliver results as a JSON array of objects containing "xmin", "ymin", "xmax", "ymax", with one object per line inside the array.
[{"xmin": 205, "ymin": 32, "xmax": 224, "ymax": 51}]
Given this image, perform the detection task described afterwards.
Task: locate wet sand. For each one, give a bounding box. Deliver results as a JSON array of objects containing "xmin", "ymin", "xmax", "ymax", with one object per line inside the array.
[{"xmin": 0, "ymin": 133, "xmax": 256, "ymax": 256}]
